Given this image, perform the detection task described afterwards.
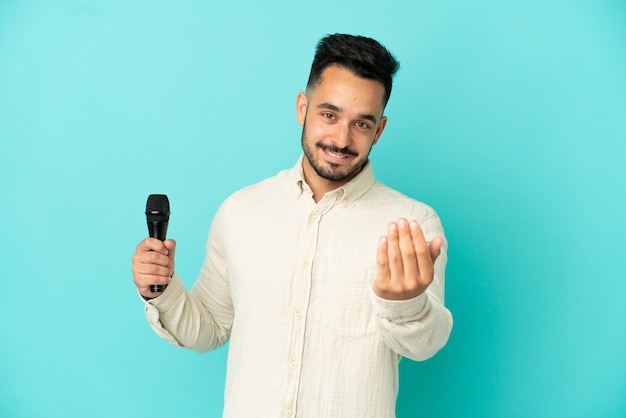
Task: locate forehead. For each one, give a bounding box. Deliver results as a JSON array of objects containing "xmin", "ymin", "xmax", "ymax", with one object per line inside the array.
[{"xmin": 309, "ymin": 65, "xmax": 386, "ymax": 115}]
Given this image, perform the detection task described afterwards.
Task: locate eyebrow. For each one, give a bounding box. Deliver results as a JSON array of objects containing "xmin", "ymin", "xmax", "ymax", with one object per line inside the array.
[{"xmin": 317, "ymin": 102, "xmax": 378, "ymax": 124}]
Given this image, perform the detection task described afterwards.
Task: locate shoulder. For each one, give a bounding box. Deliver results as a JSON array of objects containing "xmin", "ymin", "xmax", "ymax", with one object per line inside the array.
[
  {"xmin": 366, "ymin": 181, "xmax": 439, "ymax": 221},
  {"xmin": 209, "ymin": 167, "xmax": 297, "ymax": 241},
  {"xmin": 217, "ymin": 167, "xmax": 294, "ymax": 213}
]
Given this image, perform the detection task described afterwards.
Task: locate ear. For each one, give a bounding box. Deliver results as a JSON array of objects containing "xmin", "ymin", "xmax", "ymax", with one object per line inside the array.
[
  {"xmin": 296, "ymin": 92, "xmax": 308, "ymax": 126},
  {"xmin": 372, "ymin": 115, "xmax": 388, "ymax": 145}
]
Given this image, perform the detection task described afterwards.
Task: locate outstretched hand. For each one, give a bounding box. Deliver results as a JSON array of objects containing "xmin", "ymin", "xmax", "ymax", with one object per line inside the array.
[{"xmin": 374, "ymin": 218, "xmax": 443, "ymax": 301}]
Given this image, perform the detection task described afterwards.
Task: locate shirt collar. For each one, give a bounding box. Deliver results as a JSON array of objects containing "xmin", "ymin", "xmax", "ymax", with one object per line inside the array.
[{"xmin": 291, "ymin": 154, "xmax": 376, "ymax": 206}]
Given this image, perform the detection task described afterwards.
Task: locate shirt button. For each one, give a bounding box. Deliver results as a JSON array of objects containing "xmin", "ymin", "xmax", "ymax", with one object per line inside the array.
[
  {"xmin": 290, "ymin": 361, "xmax": 297, "ymax": 369},
  {"xmin": 295, "ymin": 312, "xmax": 302, "ymax": 320},
  {"xmin": 302, "ymin": 260, "xmax": 309, "ymax": 267},
  {"xmin": 285, "ymin": 409, "xmax": 293, "ymax": 417},
  {"xmin": 310, "ymin": 214, "xmax": 317, "ymax": 222},
  {"xmin": 342, "ymin": 198, "xmax": 349, "ymax": 206}
]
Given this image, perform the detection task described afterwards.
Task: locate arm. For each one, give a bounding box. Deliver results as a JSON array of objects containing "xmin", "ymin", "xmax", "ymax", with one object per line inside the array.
[
  {"xmin": 132, "ymin": 205, "xmax": 234, "ymax": 353},
  {"xmin": 372, "ymin": 216, "xmax": 453, "ymax": 361}
]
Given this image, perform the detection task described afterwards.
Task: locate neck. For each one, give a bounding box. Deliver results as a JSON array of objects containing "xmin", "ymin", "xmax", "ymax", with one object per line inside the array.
[{"xmin": 301, "ymin": 158, "xmax": 361, "ymax": 203}]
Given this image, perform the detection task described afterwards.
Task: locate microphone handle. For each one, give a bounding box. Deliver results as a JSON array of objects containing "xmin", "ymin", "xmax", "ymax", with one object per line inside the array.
[{"xmin": 147, "ymin": 221, "xmax": 169, "ymax": 293}]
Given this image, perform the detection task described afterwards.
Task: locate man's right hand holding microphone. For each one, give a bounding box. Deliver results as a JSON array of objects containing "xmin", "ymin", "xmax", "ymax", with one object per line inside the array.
[{"xmin": 132, "ymin": 238, "xmax": 176, "ymax": 300}]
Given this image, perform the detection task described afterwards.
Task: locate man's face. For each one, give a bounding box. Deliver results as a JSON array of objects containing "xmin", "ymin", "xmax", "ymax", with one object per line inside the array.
[{"xmin": 297, "ymin": 65, "xmax": 388, "ymax": 188}]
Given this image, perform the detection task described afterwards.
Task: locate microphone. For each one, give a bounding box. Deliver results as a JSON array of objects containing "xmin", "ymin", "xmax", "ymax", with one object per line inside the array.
[{"xmin": 145, "ymin": 194, "xmax": 170, "ymax": 293}]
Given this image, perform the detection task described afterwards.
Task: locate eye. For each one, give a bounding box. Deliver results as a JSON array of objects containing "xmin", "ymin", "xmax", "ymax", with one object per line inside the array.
[
  {"xmin": 355, "ymin": 121, "xmax": 371, "ymax": 129},
  {"xmin": 321, "ymin": 112, "xmax": 334, "ymax": 119}
]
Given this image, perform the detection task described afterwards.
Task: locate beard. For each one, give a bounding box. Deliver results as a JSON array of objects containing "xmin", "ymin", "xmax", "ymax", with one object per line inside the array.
[{"xmin": 301, "ymin": 122, "xmax": 372, "ymax": 183}]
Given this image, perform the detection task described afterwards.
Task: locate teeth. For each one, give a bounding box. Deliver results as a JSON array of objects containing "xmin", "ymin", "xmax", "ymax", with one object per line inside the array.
[{"xmin": 326, "ymin": 150, "xmax": 347, "ymax": 159}]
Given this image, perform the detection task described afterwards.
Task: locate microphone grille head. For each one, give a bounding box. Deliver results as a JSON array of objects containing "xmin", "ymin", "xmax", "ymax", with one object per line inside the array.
[{"xmin": 146, "ymin": 194, "xmax": 170, "ymax": 222}]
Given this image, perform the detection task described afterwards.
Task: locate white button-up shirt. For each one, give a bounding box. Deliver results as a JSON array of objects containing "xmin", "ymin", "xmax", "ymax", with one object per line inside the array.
[{"xmin": 144, "ymin": 156, "xmax": 453, "ymax": 417}]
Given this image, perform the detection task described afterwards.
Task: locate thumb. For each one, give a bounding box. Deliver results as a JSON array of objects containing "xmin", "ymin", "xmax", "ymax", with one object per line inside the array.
[
  {"xmin": 164, "ymin": 239, "xmax": 177, "ymax": 256},
  {"xmin": 429, "ymin": 236, "xmax": 443, "ymax": 263}
]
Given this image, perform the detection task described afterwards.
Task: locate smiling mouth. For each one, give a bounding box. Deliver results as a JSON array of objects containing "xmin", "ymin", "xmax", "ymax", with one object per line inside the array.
[
  {"xmin": 319, "ymin": 144, "xmax": 357, "ymax": 161},
  {"xmin": 325, "ymin": 149, "xmax": 349, "ymax": 160}
]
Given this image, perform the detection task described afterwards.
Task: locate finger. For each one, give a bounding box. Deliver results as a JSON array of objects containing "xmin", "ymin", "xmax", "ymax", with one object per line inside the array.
[
  {"xmin": 136, "ymin": 237, "xmax": 169, "ymax": 255},
  {"xmin": 132, "ymin": 260, "xmax": 171, "ymax": 278},
  {"xmin": 386, "ymin": 222, "xmax": 404, "ymax": 281},
  {"xmin": 132, "ymin": 249, "xmax": 171, "ymax": 268},
  {"xmin": 409, "ymin": 220, "xmax": 434, "ymax": 283},
  {"xmin": 134, "ymin": 267, "xmax": 170, "ymax": 281},
  {"xmin": 131, "ymin": 248, "xmax": 173, "ymax": 290},
  {"xmin": 397, "ymin": 218, "xmax": 419, "ymax": 280},
  {"xmin": 376, "ymin": 236, "xmax": 391, "ymax": 283},
  {"xmin": 131, "ymin": 257, "xmax": 171, "ymax": 284},
  {"xmin": 164, "ymin": 239, "xmax": 176, "ymax": 257},
  {"xmin": 132, "ymin": 270, "xmax": 171, "ymax": 294},
  {"xmin": 136, "ymin": 276, "xmax": 170, "ymax": 292},
  {"xmin": 164, "ymin": 239, "xmax": 177, "ymax": 275},
  {"xmin": 136, "ymin": 276, "xmax": 171, "ymax": 299}
]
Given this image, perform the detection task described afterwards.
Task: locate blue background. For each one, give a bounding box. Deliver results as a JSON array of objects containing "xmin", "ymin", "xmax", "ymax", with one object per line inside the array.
[{"xmin": 1, "ymin": 1, "xmax": 625, "ymax": 417}]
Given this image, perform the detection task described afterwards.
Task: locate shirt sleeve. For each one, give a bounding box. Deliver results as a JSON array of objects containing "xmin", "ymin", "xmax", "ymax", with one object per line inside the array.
[
  {"xmin": 369, "ymin": 213, "xmax": 453, "ymax": 361},
  {"xmin": 141, "ymin": 274, "xmax": 190, "ymax": 348},
  {"xmin": 142, "ymin": 202, "xmax": 234, "ymax": 353}
]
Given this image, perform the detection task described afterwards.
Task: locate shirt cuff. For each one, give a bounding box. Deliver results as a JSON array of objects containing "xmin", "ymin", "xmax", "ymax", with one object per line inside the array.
[
  {"xmin": 145, "ymin": 273, "xmax": 185, "ymax": 310},
  {"xmin": 140, "ymin": 274, "xmax": 187, "ymax": 348},
  {"xmin": 369, "ymin": 287, "xmax": 430, "ymax": 322}
]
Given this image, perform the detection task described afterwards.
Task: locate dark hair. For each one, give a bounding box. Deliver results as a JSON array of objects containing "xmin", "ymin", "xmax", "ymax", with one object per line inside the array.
[{"xmin": 306, "ymin": 34, "xmax": 400, "ymax": 107}]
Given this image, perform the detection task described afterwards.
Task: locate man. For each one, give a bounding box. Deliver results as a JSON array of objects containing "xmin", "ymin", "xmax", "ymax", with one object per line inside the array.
[{"xmin": 132, "ymin": 34, "xmax": 452, "ymax": 418}]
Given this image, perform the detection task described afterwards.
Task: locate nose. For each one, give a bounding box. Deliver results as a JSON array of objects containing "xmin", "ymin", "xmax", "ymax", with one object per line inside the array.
[{"xmin": 332, "ymin": 122, "xmax": 352, "ymax": 149}]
